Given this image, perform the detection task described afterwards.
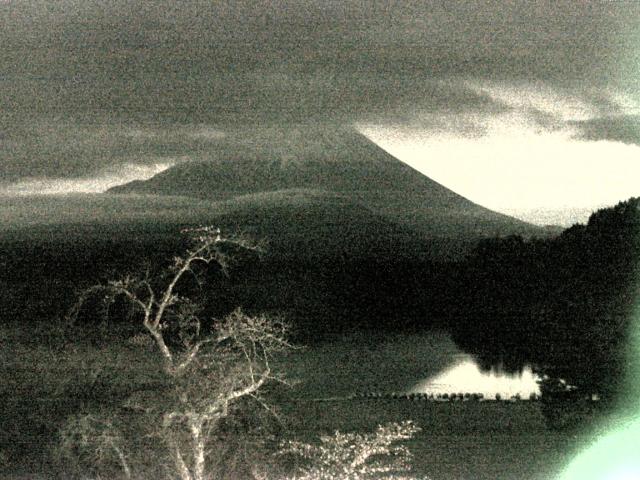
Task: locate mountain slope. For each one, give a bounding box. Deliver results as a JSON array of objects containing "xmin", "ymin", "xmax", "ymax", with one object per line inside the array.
[
  {"xmin": 111, "ymin": 127, "xmax": 461, "ymax": 197},
  {"xmin": 109, "ymin": 126, "xmax": 541, "ymax": 248}
]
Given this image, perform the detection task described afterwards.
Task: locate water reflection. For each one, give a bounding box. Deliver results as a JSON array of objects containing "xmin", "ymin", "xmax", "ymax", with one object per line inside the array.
[{"xmin": 409, "ymin": 354, "xmax": 540, "ymax": 398}]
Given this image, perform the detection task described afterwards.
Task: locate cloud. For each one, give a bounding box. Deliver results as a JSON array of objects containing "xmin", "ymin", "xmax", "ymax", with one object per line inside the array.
[
  {"xmin": 2, "ymin": 0, "xmax": 637, "ymax": 124},
  {"xmin": 456, "ymin": 82, "xmax": 640, "ymax": 148},
  {"xmin": 0, "ymin": 119, "xmax": 225, "ymax": 182},
  {"xmin": 365, "ymin": 80, "xmax": 640, "ymax": 143},
  {"xmin": 570, "ymin": 115, "xmax": 640, "ymax": 146},
  {"xmin": 467, "ymin": 81, "xmax": 602, "ymax": 122},
  {"xmin": 397, "ymin": 81, "xmax": 640, "ymax": 149},
  {"xmin": 1, "ymin": 0, "xmax": 638, "ymax": 197},
  {"xmin": 2, "ymin": 162, "xmax": 175, "ymax": 196}
]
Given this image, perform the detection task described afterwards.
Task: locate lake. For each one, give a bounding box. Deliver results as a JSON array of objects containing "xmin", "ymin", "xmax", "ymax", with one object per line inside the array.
[{"xmin": 281, "ymin": 331, "xmax": 541, "ymax": 399}]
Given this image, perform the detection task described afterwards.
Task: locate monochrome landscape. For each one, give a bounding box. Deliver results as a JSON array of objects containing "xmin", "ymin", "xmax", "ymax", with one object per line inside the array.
[{"xmin": 2, "ymin": 1, "xmax": 640, "ymax": 479}]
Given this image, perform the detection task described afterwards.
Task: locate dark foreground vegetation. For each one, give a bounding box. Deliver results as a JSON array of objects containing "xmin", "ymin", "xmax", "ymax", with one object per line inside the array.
[
  {"xmin": 1, "ymin": 198, "xmax": 638, "ymax": 477},
  {"xmin": 0, "ymin": 321, "xmax": 585, "ymax": 479},
  {"xmin": 450, "ymin": 197, "xmax": 640, "ymax": 417}
]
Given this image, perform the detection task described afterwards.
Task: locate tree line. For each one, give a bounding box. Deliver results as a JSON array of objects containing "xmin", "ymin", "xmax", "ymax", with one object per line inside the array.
[{"xmin": 449, "ymin": 197, "xmax": 640, "ymax": 413}]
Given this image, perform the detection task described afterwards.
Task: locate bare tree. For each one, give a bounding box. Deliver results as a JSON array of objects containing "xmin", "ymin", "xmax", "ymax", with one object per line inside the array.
[{"xmin": 66, "ymin": 227, "xmax": 291, "ymax": 480}]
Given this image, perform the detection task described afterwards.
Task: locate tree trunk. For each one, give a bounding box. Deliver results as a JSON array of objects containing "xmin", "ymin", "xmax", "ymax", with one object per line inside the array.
[
  {"xmin": 173, "ymin": 442, "xmax": 193, "ymax": 480},
  {"xmin": 191, "ymin": 418, "xmax": 206, "ymax": 480}
]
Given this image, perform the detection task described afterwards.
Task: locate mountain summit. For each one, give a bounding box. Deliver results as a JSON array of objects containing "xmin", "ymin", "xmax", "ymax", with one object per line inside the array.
[{"xmin": 109, "ymin": 126, "xmax": 540, "ymax": 257}]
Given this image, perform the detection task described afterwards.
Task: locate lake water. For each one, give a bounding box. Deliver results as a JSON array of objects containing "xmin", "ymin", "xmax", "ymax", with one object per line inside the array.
[
  {"xmin": 408, "ymin": 354, "xmax": 541, "ymax": 398},
  {"xmin": 282, "ymin": 332, "xmax": 543, "ymax": 399}
]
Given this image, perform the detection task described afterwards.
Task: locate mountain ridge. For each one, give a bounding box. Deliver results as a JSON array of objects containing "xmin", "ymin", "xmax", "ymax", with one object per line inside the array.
[{"xmin": 109, "ymin": 126, "xmax": 543, "ymax": 252}]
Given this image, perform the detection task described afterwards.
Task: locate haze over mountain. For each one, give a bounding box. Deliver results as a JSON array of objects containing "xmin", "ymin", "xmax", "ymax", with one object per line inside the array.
[
  {"xmin": 110, "ymin": 126, "xmax": 543, "ymax": 257},
  {"xmin": 2, "ymin": 1, "xmax": 637, "ymax": 228}
]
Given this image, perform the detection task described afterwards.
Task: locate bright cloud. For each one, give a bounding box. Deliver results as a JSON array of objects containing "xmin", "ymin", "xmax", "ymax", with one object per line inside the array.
[{"xmin": 2, "ymin": 162, "xmax": 175, "ymax": 196}]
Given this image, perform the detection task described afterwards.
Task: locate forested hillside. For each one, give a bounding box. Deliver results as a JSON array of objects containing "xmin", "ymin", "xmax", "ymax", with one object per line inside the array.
[{"xmin": 450, "ymin": 198, "xmax": 640, "ymax": 408}]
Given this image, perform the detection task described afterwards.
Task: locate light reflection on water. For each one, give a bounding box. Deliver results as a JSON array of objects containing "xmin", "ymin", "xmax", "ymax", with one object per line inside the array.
[{"xmin": 409, "ymin": 354, "xmax": 541, "ymax": 398}]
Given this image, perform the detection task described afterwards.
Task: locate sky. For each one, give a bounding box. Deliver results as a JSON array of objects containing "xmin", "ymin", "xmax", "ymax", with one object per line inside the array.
[
  {"xmin": 360, "ymin": 81, "xmax": 640, "ymax": 225},
  {"xmin": 1, "ymin": 0, "xmax": 639, "ymax": 225}
]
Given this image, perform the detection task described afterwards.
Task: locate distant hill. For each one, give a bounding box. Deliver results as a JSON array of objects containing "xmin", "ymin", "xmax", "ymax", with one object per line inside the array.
[{"xmin": 109, "ymin": 126, "xmax": 542, "ymax": 255}]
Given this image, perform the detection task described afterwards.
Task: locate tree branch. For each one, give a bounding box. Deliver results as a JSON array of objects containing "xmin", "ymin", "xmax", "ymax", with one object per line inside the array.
[{"xmin": 174, "ymin": 337, "xmax": 217, "ymax": 374}]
